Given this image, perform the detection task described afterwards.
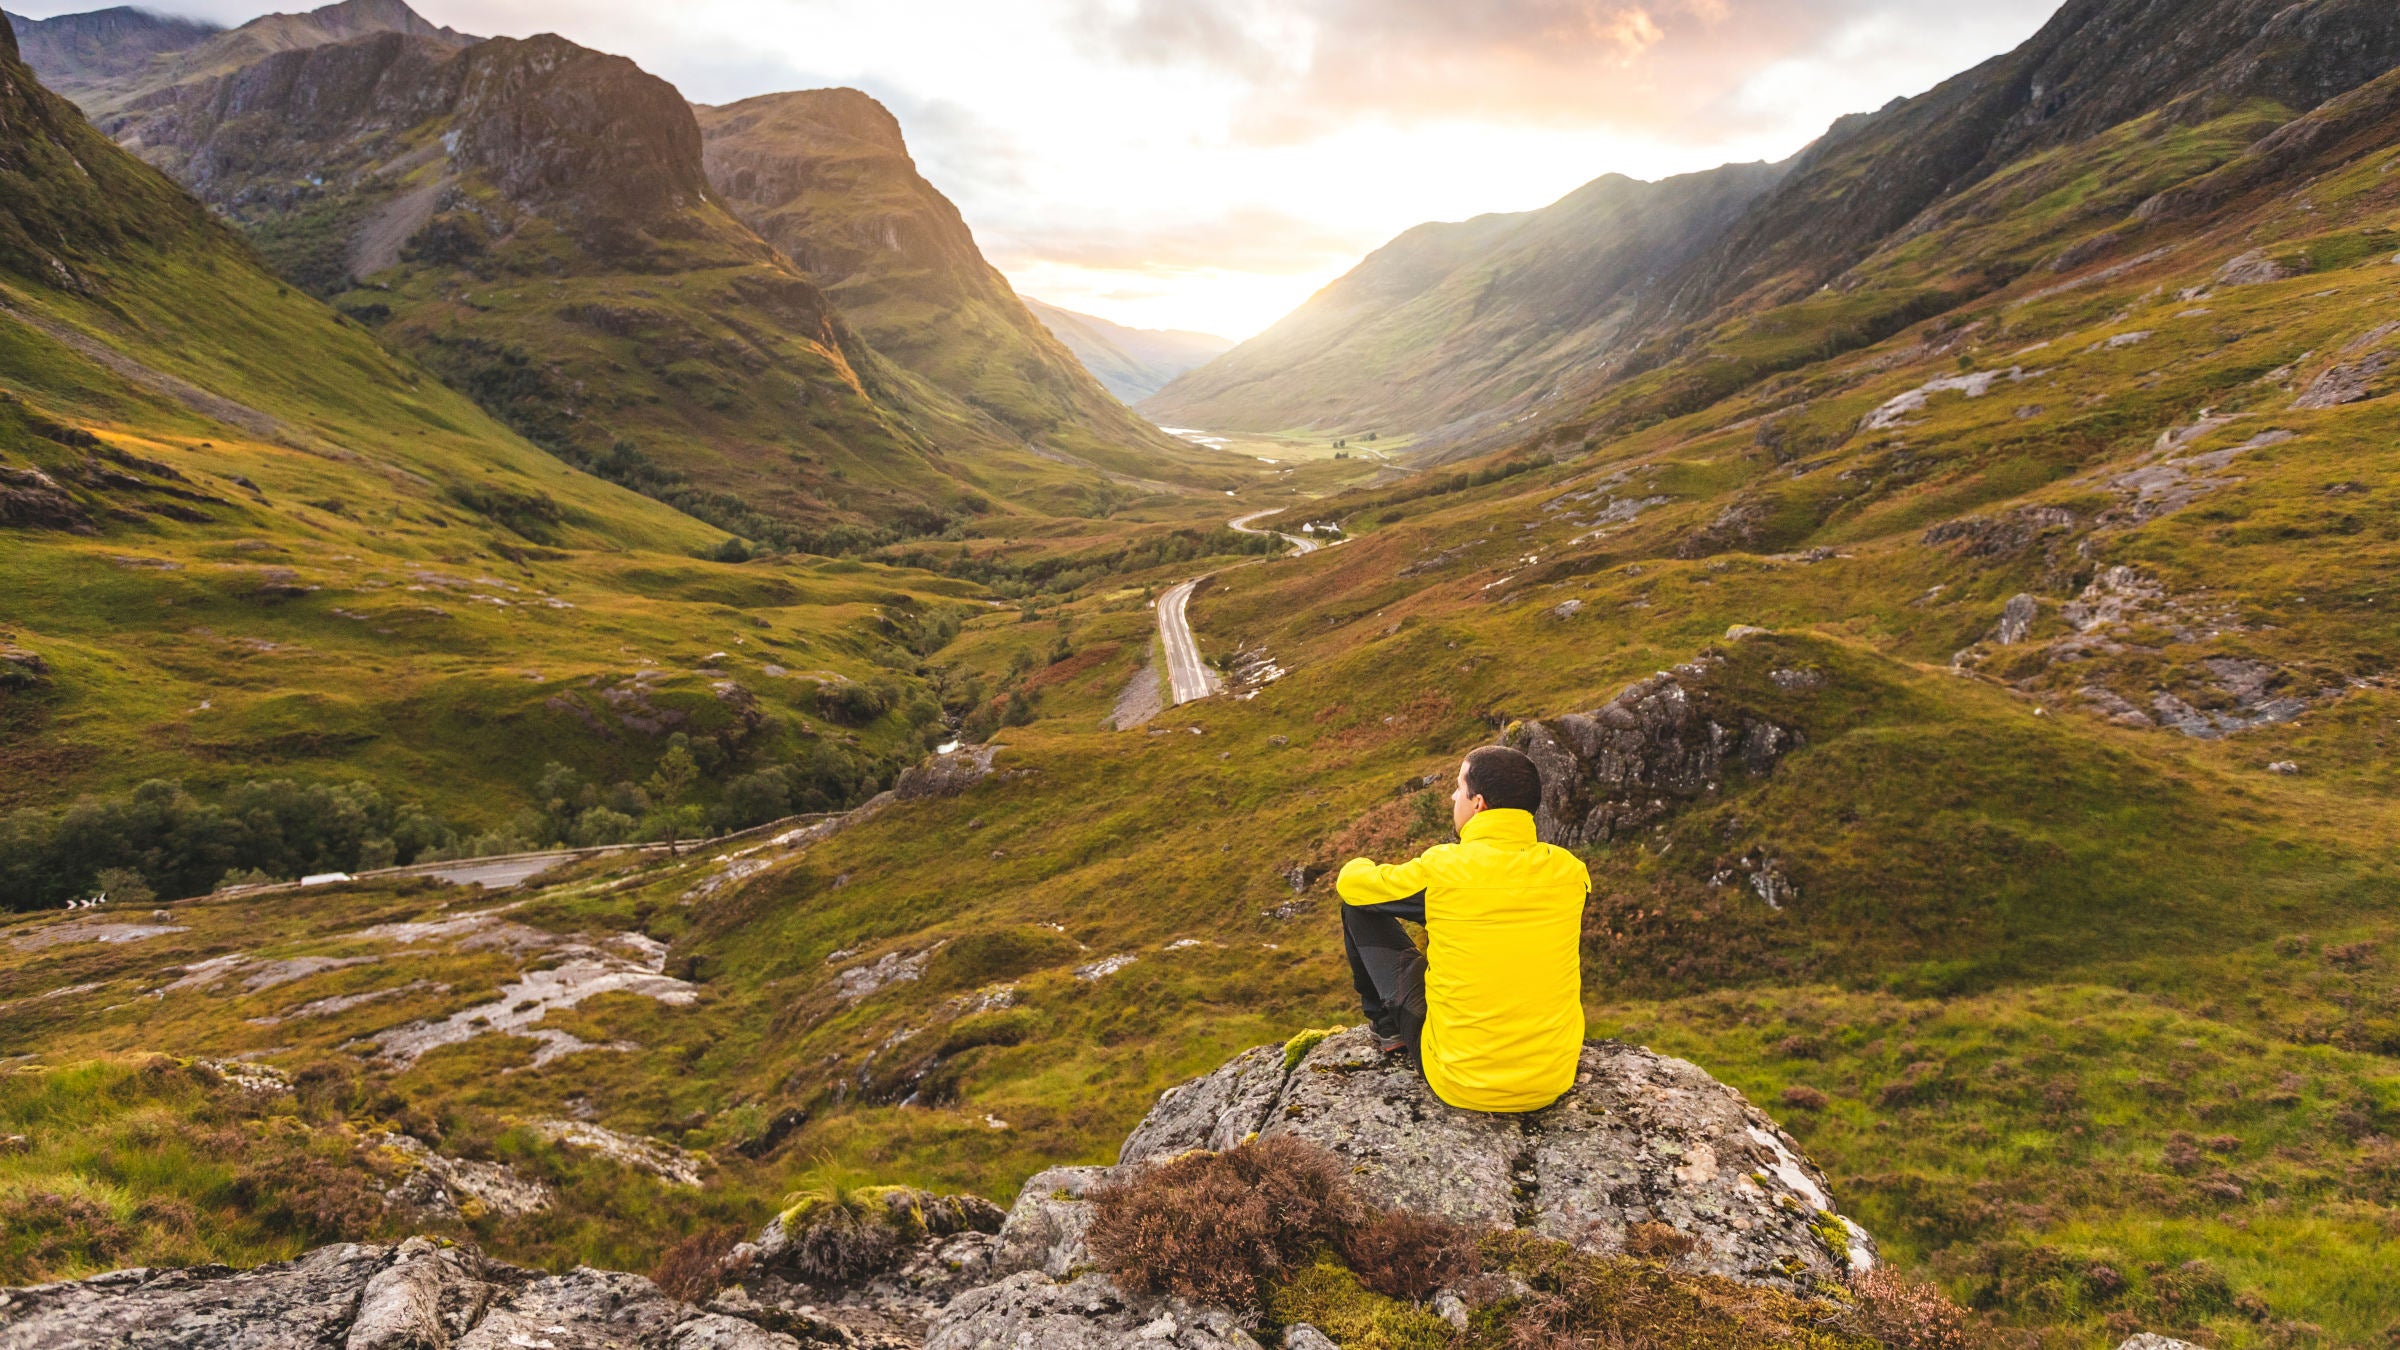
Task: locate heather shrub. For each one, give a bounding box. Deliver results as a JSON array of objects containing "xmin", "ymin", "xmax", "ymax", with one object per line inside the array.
[
  {"xmin": 1476, "ymin": 1229, "xmax": 1882, "ymax": 1349},
  {"xmin": 1849, "ymin": 1266, "xmax": 1978, "ymax": 1350},
  {"xmin": 1337, "ymin": 1207, "xmax": 1481, "ymax": 1301},
  {"xmin": 652, "ymin": 1223, "xmax": 746, "ymax": 1303},
  {"xmin": 0, "ymin": 1191, "xmax": 132, "ymax": 1278},
  {"xmin": 1086, "ymin": 1136, "xmax": 1363, "ymax": 1312}
]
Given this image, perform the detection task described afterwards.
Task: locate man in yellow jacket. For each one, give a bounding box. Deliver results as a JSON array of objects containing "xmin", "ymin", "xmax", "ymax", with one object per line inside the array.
[{"xmin": 1338, "ymin": 745, "xmax": 1590, "ymax": 1114}]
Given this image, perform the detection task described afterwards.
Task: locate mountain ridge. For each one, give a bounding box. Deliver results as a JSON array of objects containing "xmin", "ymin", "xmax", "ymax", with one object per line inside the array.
[
  {"xmin": 1142, "ymin": 160, "xmax": 1785, "ymax": 455},
  {"xmin": 2, "ymin": 5, "xmax": 220, "ymax": 87},
  {"xmin": 1156, "ymin": 0, "xmax": 2400, "ymax": 461},
  {"xmin": 1023, "ymin": 297, "xmax": 1232, "ymax": 405}
]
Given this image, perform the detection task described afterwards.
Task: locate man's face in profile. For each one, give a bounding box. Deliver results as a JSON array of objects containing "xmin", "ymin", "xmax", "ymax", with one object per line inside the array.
[{"xmin": 1451, "ymin": 757, "xmax": 1482, "ymax": 829}]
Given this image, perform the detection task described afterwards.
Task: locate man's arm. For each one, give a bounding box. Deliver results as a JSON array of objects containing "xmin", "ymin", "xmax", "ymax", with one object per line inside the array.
[{"xmin": 1337, "ymin": 846, "xmax": 1444, "ymax": 906}]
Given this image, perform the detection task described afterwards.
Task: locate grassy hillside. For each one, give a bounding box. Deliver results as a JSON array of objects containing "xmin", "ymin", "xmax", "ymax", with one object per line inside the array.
[
  {"xmin": 1143, "ymin": 163, "xmax": 1784, "ymax": 456},
  {"xmin": 6, "ymin": 5, "xmax": 2400, "ymax": 1350},
  {"xmin": 0, "ymin": 22, "xmax": 1024, "ymax": 889}
]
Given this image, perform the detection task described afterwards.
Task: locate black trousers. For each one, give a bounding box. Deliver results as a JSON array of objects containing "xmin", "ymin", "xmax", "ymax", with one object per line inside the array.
[{"xmin": 1342, "ymin": 892, "xmax": 1428, "ymax": 1063}]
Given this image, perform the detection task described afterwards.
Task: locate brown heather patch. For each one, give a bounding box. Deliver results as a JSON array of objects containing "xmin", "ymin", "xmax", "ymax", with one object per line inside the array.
[
  {"xmin": 651, "ymin": 1222, "xmax": 747, "ymax": 1303},
  {"xmin": 1086, "ymin": 1136, "xmax": 1362, "ymax": 1313}
]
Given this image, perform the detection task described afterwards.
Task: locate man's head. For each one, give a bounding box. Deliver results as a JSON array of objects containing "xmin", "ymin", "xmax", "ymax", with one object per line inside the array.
[{"xmin": 1452, "ymin": 745, "xmax": 1544, "ymax": 828}]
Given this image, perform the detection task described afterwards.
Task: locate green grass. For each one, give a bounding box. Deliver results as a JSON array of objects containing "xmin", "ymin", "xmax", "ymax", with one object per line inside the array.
[{"xmin": 7, "ymin": 26, "xmax": 2400, "ymax": 1350}]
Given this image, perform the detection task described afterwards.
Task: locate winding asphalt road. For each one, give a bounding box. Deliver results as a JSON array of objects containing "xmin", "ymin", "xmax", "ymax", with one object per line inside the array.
[
  {"xmin": 1156, "ymin": 510, "xmax": 1324, "ymax": 707},
  {"xmin": 1156, "ymin": 579, "xmax": 1222, "ymax": 706},
  {"xmin": 1229, "ymin": 510, "xmax": 1323, "ymax": 555}
]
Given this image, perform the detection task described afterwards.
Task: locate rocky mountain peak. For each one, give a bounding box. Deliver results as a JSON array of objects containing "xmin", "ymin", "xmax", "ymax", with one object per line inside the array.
[
  {"xmin": 449, "ymin": 34, "xmax": 711, "ymax": 228},
  {"xmin": 301, "ymin": 0, "xmax": 465, "ymax": 43}
]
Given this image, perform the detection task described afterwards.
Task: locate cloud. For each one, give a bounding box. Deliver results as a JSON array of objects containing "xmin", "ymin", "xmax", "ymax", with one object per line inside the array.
[
  {"xmin": 1078, "ymin": 0, "xmax": 2060, "ymax": 143},
  {"xmin": 983, "ymin": 206, "xmax": 1380, "ymax": 276}
]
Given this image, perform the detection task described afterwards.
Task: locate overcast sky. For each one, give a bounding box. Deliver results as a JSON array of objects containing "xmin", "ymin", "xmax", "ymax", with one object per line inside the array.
[{"xmin": 21, "ymin": 0, "xmax": 2066, "ymax": 338}]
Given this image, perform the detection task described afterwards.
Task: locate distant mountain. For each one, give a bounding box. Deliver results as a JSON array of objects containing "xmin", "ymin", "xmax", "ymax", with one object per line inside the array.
[
  {"xmin": 3, "ymin": 6, "xmax": 220, "ymax": 87},
  {"xmin": 1141, "ymin": 163, "xmax": 1783, "ymax": 453},
  {"xmin": 18, "ymin": 0, "xmax": 470, "ymax": 118},
  {"xmin": 1023, "ymin": 299, "xmax": 1232, "ymax": 405},
  {"xmin": 1153, "ymin": 0, "xmax": 2400, "ymax": 459},
  {"xmin": 19, "ymin": 2, "xmax": 1240, "ymax": 537},
  {"xmin": 696, "ymin": 89, "xmax": 1205, "ymax": 480},
  {"xmin": 64, "ymin": 21, "xmax": 1010, "ymax": 541}
]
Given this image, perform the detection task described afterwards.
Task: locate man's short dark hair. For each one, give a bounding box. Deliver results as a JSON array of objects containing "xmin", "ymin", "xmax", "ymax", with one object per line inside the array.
[{"xmin": 1464, "ymin": 746, "xmax": 1543, "ymax": 813}]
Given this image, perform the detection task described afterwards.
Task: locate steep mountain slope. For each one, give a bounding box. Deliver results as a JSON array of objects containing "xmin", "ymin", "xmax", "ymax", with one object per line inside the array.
[
  {"xmin": 1142, "ymin": 162, "xmax": 1784, "ymax": 454},
  {"xmin": 26, "ymin": 3, "xmax": 1248, "ymax": 536},
  {"xmin": 18, "ymin": 0, "xmax": 467, "ymax": 118},
  {"xmin": 696, "ymin": 90, "xmax": 1211, "ymax": 481},
  {"xmin": 0, "ymin": 19, "xmax": 967, "ymax": 858},
  {"xmin": 2, "ymin": 5, "xmax": 219, "ymax": 88},
  {"xmin": 1157, "ymin": 0, "xmax": 2400, "ymax": 465},
  {"xmin": 63, "ymin": 23, "xmax": 1207, "ymax": 543},
  {"xmin": 1654, "ymin": 0, "xmax": 2400, "ymax": 324},
  {"xmin": 1023, "ymin": 297, "xmax": 1232, "ymax": 404}
]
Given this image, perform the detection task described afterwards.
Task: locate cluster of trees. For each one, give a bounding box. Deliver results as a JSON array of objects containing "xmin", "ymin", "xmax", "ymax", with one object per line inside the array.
[
  {"xmin": 0, "ymin": 727, "xmax": 930, "ymax": 910},
  {"xmin": 0, "ymin": 778, "xmax": 460, "ymax": 911},
  {"xmin": 524, "ymin": 733, "xmax": 890, "ymax": 845}
]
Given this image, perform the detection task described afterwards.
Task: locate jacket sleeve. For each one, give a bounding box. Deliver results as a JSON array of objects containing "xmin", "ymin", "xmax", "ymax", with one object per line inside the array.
[{"xmin": 1337, "ymin": 846, "xmax": 1444, "ymax": 906}]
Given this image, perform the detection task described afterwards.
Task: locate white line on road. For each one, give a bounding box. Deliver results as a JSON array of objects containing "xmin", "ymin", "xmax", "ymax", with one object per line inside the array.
[{"xmin": 1157, "ymin": 578, "xmax": 1222, "ymax": 706}]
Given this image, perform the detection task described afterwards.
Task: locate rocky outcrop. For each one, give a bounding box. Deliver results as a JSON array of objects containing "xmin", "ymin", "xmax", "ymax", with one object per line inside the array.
[
  {"xmin": 0, "ymin": 1034, "xmax": 1867, "ymax": 1348},
  {"xmin": 1504, "ymin": 655, "xmax": 1804, "ymax": 847},
  {"xmin": 0, "ymin": 1237, "xmax": 797, "ymax": 1350},
  {"xmin": 891, "ymin": 744, "xmax": 998, "ymax": 801},
  {"xmin": 913, "ymin": 1028, "xmax": 1873, "ymax": 1347}
]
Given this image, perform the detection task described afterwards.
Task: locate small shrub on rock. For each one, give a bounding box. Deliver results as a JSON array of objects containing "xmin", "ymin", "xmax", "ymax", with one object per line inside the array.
[
  {"xmin": 1087, "ymin": 1136, "xmax": 1363, "ymax": 1312},
  {"xmin": 653, "ymin": 1223, "xmax": 746, "ymax": 1303},
  {"xmin": 1622, "ymin": 1221, "xmax": 1699, "ymax": 1259},
  {"xmin": 1336, "ymin": 1208, "xmax": 1481, "ymax": 1301}
]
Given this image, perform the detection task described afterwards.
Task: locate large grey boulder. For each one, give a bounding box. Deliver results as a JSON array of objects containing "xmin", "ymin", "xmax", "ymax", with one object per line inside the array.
[
  {"xmin": 914, "ymin": 1027, "xmax": 1875, "ymax": 1347},
  {"xmin": 1148, "ymin": 1027, "xmax": 1871, "ymax": 1291},
  {"xmin": 1115, "ymin": 1044, "xmax": 1286, "ymax": 1166}
]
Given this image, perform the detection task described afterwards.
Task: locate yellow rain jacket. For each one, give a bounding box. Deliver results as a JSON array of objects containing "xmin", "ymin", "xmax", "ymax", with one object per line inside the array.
[{"xmin": 1337, "ymin": 808, "xmax": 1589, "ymax": 1113}]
